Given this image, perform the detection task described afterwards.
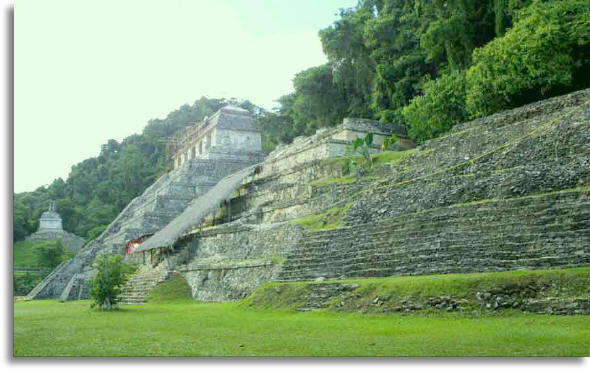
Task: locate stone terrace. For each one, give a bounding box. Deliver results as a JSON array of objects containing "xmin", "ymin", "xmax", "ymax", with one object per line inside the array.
[{"xmin": 278, "ymin": 89, "xmax": 590, "ymax": 281}]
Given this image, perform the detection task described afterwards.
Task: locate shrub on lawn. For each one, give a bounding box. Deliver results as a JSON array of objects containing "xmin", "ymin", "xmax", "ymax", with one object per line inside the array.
[{"xmin": 90, "ymin": 254, "xmax": 136, "ymax": 310}]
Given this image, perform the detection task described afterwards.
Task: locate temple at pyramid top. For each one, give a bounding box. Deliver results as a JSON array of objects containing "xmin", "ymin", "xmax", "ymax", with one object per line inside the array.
[
  {"xmin": 169, "ymin": 105, "xmax": 265, "ymax": 170},
  {"xmin": 38, "ymin": 200, "xmax": 63, "ymax": 231}
]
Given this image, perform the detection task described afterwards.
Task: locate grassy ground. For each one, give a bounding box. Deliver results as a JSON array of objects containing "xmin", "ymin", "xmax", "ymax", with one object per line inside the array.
[
  {"xmin": 14, "ymin": 268, "xmax": 590, "ymax": 356},
  {"xmin": 13, "ymin": 240, "xmax": 74, "ymax": 295},
  {"xmin": 245, "ymin": 267, "xmax": 590, "ymax": 313},
  {"xmin": 13, "ymin": 298, "xmax": 590, "ymax": 357},
  {"xmin": 146, "ymin": 273, "xmax": 192, "ymax": 302}
]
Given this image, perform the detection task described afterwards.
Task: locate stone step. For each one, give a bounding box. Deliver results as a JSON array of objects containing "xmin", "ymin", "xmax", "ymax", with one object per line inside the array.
[{"xmin": 119, "ymin": 262, "xmax": 171, "ymax": 304}]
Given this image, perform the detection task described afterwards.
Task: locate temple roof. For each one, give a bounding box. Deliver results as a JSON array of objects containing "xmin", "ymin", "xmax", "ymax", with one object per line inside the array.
[{"xmin": 206, "ymin": 105, "xmax": 260, "ymax": 132}]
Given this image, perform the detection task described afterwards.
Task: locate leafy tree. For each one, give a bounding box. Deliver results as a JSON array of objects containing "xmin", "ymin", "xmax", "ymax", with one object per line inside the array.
[
  {"xmin": 90, "ymin": 254, "xmax": 136, "ymax": 311},
  {"xmin": 466, "ymin": 0, "xmax": 590, "ymax": 118},
  {"xmin": 280, "ymin": 64, "xmax": 349, "ymax": 135},
  {"xmin": 256, "ymin": 112, "xmax": 296, "ymax": 152},
  {"xmin": 364, "ymin": 0, "xmax": 429, "ymax": 116},
  {"xmin": 320, "ymin": 6, "xmax": 375, "ymax": 117},
  {"xmin": 14, "ymin": 273, "xmax": 41, "ymax": 296},
  {"xmin": 402, "ymin": 70, "xmax": 468, "ymax": 142},
  {"xmin": 87, "ymin": 225, "xmax": 107, "ymax": 241}
]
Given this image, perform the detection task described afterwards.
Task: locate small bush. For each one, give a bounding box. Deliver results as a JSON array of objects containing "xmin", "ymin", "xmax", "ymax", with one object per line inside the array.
[
  {"xmin": 90, "ymin": 254, "xmax": 136, "ymax": 310},
  {"xmin": 402, "ymin": 70, "xmax": 468, "ymax": 143},
  {"xmin": 343, "ymin": 133, "xmax": 374, "ymax": 176},
  {"xmin": 13, "ymin": 272, "xmax": 42, "ymax": 296}
]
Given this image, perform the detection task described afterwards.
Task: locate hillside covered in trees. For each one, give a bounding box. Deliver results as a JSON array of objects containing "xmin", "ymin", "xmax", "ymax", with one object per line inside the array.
[{"xmin": 14, "ymin": 0, "xmax": 590, "ymax": 242}]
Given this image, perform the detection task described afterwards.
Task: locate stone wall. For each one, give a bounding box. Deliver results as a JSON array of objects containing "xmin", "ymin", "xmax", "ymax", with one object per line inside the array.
[
  {"xmin": 178, "ymin": 222, "xmax": 304, "ymax": 301},
  {"xmin": 279, "ymin": 188, "xmax": 590, "ymax": 280}
]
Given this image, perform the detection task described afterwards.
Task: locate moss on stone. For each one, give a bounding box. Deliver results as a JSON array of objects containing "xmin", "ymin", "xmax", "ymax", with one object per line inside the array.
[
  {"xmin": 146, "ymin": 273, "xmax": 192, "ymax": 302},
  {"xmin": 370, "ymin": 148, "xmax": 419, "ymax": 166},
  {"xmin": 451, "ymin": 185, "xmax": 590, "ymax": 208},
  {"xmin": 289, "ymin": 202, "xmax": 353, "ymax": 231},
  {"xmin": 246, "ymin": 267, "xmax": 590, "ymax": 314},
  {"xmin": 240, "ymin": 281, "xmax": 309, "ymax": 311},
  {"xmin": 311, "ymin": 149, "xmax": 419, "ymax": 187},
  {"xmin": 309, "ymin": 175, "xmax": 356, "ymax": 187},
  {"xmin": 271, "ymin": 256, "xmax": 286, "ymax": 264}
]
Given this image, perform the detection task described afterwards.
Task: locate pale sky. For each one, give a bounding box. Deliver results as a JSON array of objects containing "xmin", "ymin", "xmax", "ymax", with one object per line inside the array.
[{"xmin": 14, "ymin": 0, "xmax": 357, "ymax": 193}]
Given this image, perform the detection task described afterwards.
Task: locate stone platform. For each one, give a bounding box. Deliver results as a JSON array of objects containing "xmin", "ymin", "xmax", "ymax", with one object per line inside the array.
[{"xmin": 25, "ymin": 229, "xmax": 86, "ymax": 252}]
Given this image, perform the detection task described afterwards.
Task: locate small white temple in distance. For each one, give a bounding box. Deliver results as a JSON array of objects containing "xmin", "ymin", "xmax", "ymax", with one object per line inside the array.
[
  {"xmin": 25, "ymin": 200, "xmax": 86, "ymax": 251},
  {"xmin": 38, "ymin": 200, "xmax": 63, "ymax": 230}
]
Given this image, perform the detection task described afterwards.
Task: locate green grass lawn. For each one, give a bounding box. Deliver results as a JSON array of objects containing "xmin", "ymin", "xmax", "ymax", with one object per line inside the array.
[{"xmin": 13, "ymin": 299, "xmax": 590, "ymax": 357}]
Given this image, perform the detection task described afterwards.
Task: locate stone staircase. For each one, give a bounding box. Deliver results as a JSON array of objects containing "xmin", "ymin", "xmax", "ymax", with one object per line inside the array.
[
  {"xmin": 119, "ymin": 262, "xmax": 171, "ymax": 304},
  {"xmin": 25, "ymin": 259, "xmax": 69, "ymax": 299},
  {"xmin": 278, "ymin": 188, "xmax": 590, "ymax": 281},
  {"xmin": 275, "ymin": 89, "xmax": 590, "ymax": 282}
]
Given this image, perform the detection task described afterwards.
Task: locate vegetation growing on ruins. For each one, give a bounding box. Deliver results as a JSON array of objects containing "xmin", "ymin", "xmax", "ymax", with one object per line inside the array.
[
  {"xmin": 312, "ymin": 148, "xmax": 418, "ymax": 187},
  {"xmin": 290, "ymin": 202, "xmax": 353, "ymax": 231},
  {"xmin": 14, "ymin": 268, "xmax": 590, "ymax": 356},
  {"xmin": 244, "ymin": 267, "xmax": 590, "ymax": 314},
  {"xmin": 146, "ymin": 273, "xmax": 192, "ymax": 303},
  {"xmin": 343, "ymin": 133, "xmax": 375, "ymax": 176},
  {"xmin": 308, "ymin": 175, "xmax": 357, "ymax": 187}
]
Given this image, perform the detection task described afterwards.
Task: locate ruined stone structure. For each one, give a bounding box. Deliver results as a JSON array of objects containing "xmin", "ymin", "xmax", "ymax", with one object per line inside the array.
[
  {"xmin": 25, "ymin": 201, "xmax": 85, "ymax": 252},
  {"xmin": 26, "ymin": 106, "xmax": 265, "ymax": 301},
  {"xmin": 171, "ymin": 105, "xmax": 265, "ymax": 169},
  {"xmin": 29, "ymin": 89, "xmax": 590, "ymax": 308}
]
